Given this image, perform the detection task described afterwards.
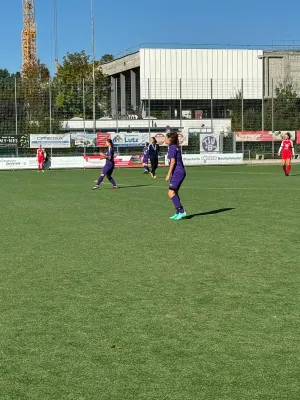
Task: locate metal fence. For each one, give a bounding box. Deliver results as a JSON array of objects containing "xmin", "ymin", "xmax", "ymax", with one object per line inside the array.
[{"xmin": 0, "ymin": 76, "xmax": 300, "ymax": 157}]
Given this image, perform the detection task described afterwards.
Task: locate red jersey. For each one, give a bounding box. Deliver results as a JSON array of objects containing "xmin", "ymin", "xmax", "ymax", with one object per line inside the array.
[
  {"xmin": 279, "ymin": 139, "xmax": 294, "ymax": 159},
  {"xmin": 281, "ymin": 140, "xmax": 293, "ymax": 152},
  {"xmin": 37, "ymin": 148, "xmax": 45, "ymax": 159}
]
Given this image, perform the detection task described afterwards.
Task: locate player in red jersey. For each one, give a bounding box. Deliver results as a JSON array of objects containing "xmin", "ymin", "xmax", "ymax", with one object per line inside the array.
[
  {"xmin": 37, "ymin": 145, "xmax": 45, "ymax": 172},
  {"xmin": 278, "ymin": 132, "xmax": 294, "ymax": 176}
]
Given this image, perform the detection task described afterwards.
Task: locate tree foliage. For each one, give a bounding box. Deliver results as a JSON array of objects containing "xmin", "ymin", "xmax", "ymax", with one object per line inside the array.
[
  {"xmin": 53, "ymin": 51, "xmax": 111, "ymax": 119},
  {"xmin": 231, "ymin": 83, "xmax": 300, "ymax": 132}
]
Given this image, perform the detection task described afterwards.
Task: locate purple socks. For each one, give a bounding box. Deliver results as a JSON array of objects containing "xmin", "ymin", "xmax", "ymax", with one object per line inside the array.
[
  {"xmin": 108, "ymin": 177, "xmax": 117, "ymax": 186},
  {"xmin": 97, "ymin": 176, "xmax": 104, "ymax": 186},
  {"xmin": 171, "ymin": 195, "xmax": 184, "ymax": 213}
]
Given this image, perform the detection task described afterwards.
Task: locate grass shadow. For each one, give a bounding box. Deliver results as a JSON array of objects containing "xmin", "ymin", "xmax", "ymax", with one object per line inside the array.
[{"xmin": 186, "ymin": 207, "xmax": 235, "ymax": 220}]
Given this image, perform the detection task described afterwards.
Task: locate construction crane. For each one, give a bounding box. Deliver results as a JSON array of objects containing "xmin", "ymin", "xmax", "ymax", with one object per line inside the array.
[{"xmin": 22, "ymin": 0, "xmax": 37, "ymax": 73}]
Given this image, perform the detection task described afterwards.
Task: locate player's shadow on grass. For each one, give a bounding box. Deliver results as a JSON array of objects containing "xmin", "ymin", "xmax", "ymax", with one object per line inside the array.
[
  {"xmin": 186, "ymin": 207, "xmax": 235, "ymax": 219},
  {"xmin": 115, "ymin": 184, "xmax": 150, "ymax": 189}
]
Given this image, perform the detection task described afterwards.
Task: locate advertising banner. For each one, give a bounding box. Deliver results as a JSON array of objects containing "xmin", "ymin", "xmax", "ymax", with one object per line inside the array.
[
  {"xmin": 236, "ymin": 131, "xmax": 296, "ymax": 142},
  {"xmin": 296, "ymin": 131, "xmax": 300, "ymax": 144},
  {"xmin": 0, "ymin": 136, "xmax": 18, "ymax": 147},
  {"xmin": 0, "ymin": 157, "xmax": 37, "ymax": 170},
  {"xmin": 200, "ymin": 134, "xmax": 220, "ymax": 152},
  {"xmin": 83, "ymin": 155, "xmax": 133, "ymax": 168},
  {"xmin": 153, "ymin": 132, "xmax": 188, "ymax": 146},
  {"xmin": 30, "ymin": 134, "xmax": 71, "ymax": 148},
  {"xmin": 70, "ymin": 133, "xmax": 96, "ymax": 147},
  {"xmin": 110, "ymin": 133, "xmax": 149, "ymax": 147},
  {"xmin": 165, "ymin": 153, "xmax": 243, "ymax": 166},
  {"xmin": 96, "ymin": 133, "xmax": 111, "ymax": 147},
  {"xmin": 51, "ymin": 157, "xmax": 84, "ymax": 169}
]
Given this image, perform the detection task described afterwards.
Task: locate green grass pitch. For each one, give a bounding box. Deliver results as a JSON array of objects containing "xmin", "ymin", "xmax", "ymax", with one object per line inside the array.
[{"xmin": 1, "ymin": 165, "xmax": 300, "ymax": 400}]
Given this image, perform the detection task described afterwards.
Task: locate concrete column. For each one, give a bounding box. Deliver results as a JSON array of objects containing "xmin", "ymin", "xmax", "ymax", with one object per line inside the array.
[
  {"xmin": 111, "ymin": 76, "xmax": 116, "ymax": 117},
  {"xmin": 130, "ymin": 70, "xmax": 137, "ymax": 111},
  {"xmin": 120, "ymin": 73, "xmax": 126, "ymax": 116}
]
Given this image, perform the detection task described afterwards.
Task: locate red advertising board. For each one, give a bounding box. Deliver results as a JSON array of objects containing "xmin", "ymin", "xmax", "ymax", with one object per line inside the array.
[
  {"xmin": 296, "ymin": 131, "xmax": 300, "ymax": 144},
  {"xmin": 236, "ymin": 131, "xmax": 296, "ymax": 142},
  {"xmin": 96, "ymin": 133, "xmax": 111, "ymax": 147}
]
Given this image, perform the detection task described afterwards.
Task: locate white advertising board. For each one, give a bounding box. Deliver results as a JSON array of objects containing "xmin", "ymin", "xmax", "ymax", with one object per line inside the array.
[
  {"xmin": 30, "ymin": 134, "xmax": 71, "ymax": 148},
  {"xmin": 165, "ymin": 153, "xmax": 243, "ymax": 166}
]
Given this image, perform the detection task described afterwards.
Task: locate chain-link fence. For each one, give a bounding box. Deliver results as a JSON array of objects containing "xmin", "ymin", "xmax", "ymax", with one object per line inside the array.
[{"xmin": 0, "ymin": 74, "xmax": 300, "ymax": 158}]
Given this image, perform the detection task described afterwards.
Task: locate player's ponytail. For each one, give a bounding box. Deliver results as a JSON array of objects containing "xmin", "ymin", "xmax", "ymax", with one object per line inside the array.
[{"xmin": 286, "ymin": 132, "xmax": 291, "ymax": 139}]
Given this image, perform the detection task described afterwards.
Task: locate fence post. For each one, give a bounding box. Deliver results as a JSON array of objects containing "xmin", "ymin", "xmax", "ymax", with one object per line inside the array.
[
  {"xmin": 49, "ymin": 78, "xmax": 52, "ymax": 135},
  {"xmin": 148, "ymin": 78, "xmax": 151, "ymax": 141},
  {"xmin": 210, "ymin": 78, "xmax": 214, "ymax": 133},
  {"xmin": 115, "ymin": 78, "xmax": 119, "ymax": 133},
  {"xmin": 83, "ymin": 78, "xmax": 86, "ymax": 157},
  {"xmin": 15, "ymin": 77, "xmax": 18, "ymax": 157},
  {"xmin": 262, "ymin": 64, "xmax": 265, "ymax": 131},
  {"xmin": 179, "ymin": 78, "xmax": 182, "ymax": 131},
  {"xmin": 271, "ymin": 78, "xmax": 274, "ymax": 132},
  {"xmin": 241, "ymin": 78, "xmax": 244, "ymax": 132},
  {"xmin": 233, "ymin": 132, "xmax": 236, "ymax": 153},
  {"xmin": 241, "ymin": 78, "xmax": 244, "ymax": 157}
]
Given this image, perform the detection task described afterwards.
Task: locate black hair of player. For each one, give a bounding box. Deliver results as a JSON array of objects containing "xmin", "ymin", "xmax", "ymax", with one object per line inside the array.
[
  {"xmin": 107, "ymin": 139, "xmax": 114, "ymax": 148},
  {"xmin": 145, "ymin": 142, "xmax": 149, "ymax": 146},
  {"xmin": 166, "ymin": 131, "xmax": 179, "ymax": 146},
  {"xmin": 151, "ymin": 137, "xmax": 157, "ymax": 144},
  {"xmin": 286, "ymin": 132, "xmax": 291, "ymax": 139}
]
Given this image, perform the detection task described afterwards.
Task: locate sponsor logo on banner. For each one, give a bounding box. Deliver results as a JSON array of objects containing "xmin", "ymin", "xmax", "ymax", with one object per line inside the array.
[
  {"xmin": 30, "ymin": 134, "xmax": 71, "ymax": 148},
  {"xmin": 236, "ymin": 131, "xmax": 296, "ymax": 142},
  {"xmin": 110, "ymin": 133, "xmax": 149, "ymax": 147},
  {"xmin": 96, "ymin": 133, "xmax": 111, "ymax": 147},
  {"xmin": 0, "ymin": 136, "xmax": 18, "ymax": 147},
  {"xmin": 165, "ymin": 153, "xmax": 243, "ymax": 166},
  {"xmin": 200, "ymin": 134, "xmax": 220, "ymax": 152}
]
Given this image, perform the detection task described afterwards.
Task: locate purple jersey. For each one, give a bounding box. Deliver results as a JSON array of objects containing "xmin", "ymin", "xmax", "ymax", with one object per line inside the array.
[
  {"xmin": 168, "ymin": 144, "xmax": 185, "ymax": 174},
  {"xmin": 106, "ymin": 147, "xmax": 115, "ymax": 167},
  {"xmin": 143, "ymin": 146, "xmax": 149, "ymax": 162}
]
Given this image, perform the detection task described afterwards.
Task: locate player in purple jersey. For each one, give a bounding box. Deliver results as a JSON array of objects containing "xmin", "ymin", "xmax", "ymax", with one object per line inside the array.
[
  {"xmin": 165, "ymin": 131, "xmax": 186, "ymax": 220},
  {"xmin": 92, "ymin": 139, "xmax": 118, "ymax": 190},
  {"xmin": 142, "ymin": 142, "xmax": 150, "ymax": 173}
]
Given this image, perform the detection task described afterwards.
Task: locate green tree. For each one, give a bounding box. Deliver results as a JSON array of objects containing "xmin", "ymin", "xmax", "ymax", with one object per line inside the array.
[
  {"xmin": 53, "ymin": 51, "xmax": 111, "ymax": 119},
  {"xmin": 0, "ymin": 69, "xmax": 16, "ymax": 134},
  {"xmin": 100, "ymin": 54, "xmax": 114, "ymax": 63}
]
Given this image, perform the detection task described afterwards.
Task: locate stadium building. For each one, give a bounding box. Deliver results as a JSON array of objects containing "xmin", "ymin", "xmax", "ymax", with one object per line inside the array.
[{"xmin": 101, "ymin": 48, "xmax": 264, "ymax": 122}]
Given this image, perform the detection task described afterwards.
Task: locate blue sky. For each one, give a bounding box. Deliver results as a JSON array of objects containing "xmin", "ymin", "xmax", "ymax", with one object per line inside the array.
[{"xmin": 2, "ymin": 0, "xmax": 300, "ymax": 74}]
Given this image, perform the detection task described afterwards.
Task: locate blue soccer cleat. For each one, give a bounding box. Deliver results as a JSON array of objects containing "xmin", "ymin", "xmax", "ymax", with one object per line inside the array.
[
  {"xmin": 174, "ymin": 211, "xmax": 187, "ymax": 220},
  {"xmin": 170, "ymin": 213, "xmax": 178, "ymax": 220}
]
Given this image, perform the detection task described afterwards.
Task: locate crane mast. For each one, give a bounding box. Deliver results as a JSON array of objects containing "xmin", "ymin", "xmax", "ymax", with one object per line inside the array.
[{"xmin": 22, "ymin": 0, "xmax": 37, "ymax": 73}]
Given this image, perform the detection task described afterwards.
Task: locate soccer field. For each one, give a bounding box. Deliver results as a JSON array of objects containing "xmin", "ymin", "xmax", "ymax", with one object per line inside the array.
[{"xmin": 1, "ymin": 165, "xmax": 300, "ymax": 400}]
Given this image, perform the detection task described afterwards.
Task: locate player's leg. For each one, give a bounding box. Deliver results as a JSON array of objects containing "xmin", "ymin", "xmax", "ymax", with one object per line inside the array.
[
  {"xmin": 150, "ymin": 157, "xmax": 155, "ymax": 177},
  {"xmin": 168, "ymin": 176, "xmax": 186, "ymax": 220},
  {"xmin": 92, "ymin": 171, "xmax": 106, "ymax": 189},
  {"xmin": 286, "ymin": 158, "xmax": 291, "ymax": 175},
  {"xmin": 281, "ymin": 158, "xmax": 287, "ymax": 175},
  {"xmin": 107, "ymin": 169, "xmax": 118, "ymax": 188}
]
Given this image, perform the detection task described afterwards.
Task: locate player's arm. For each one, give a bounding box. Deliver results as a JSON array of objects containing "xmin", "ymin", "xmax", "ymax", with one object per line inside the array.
[
  {"xmin": 100, "ymin": 151, "xmax": 112, "ymax": 160},
  {"xmin": 166, "ymin": 158, "xmax": 175, "ymax": 181},
  {"xmin": 291, "ymin": 140, "xmax": 295, "ymax": 157},
  {"xmin": 278, "ymin": 141, "xmax": 283, "ymax": 156}
]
